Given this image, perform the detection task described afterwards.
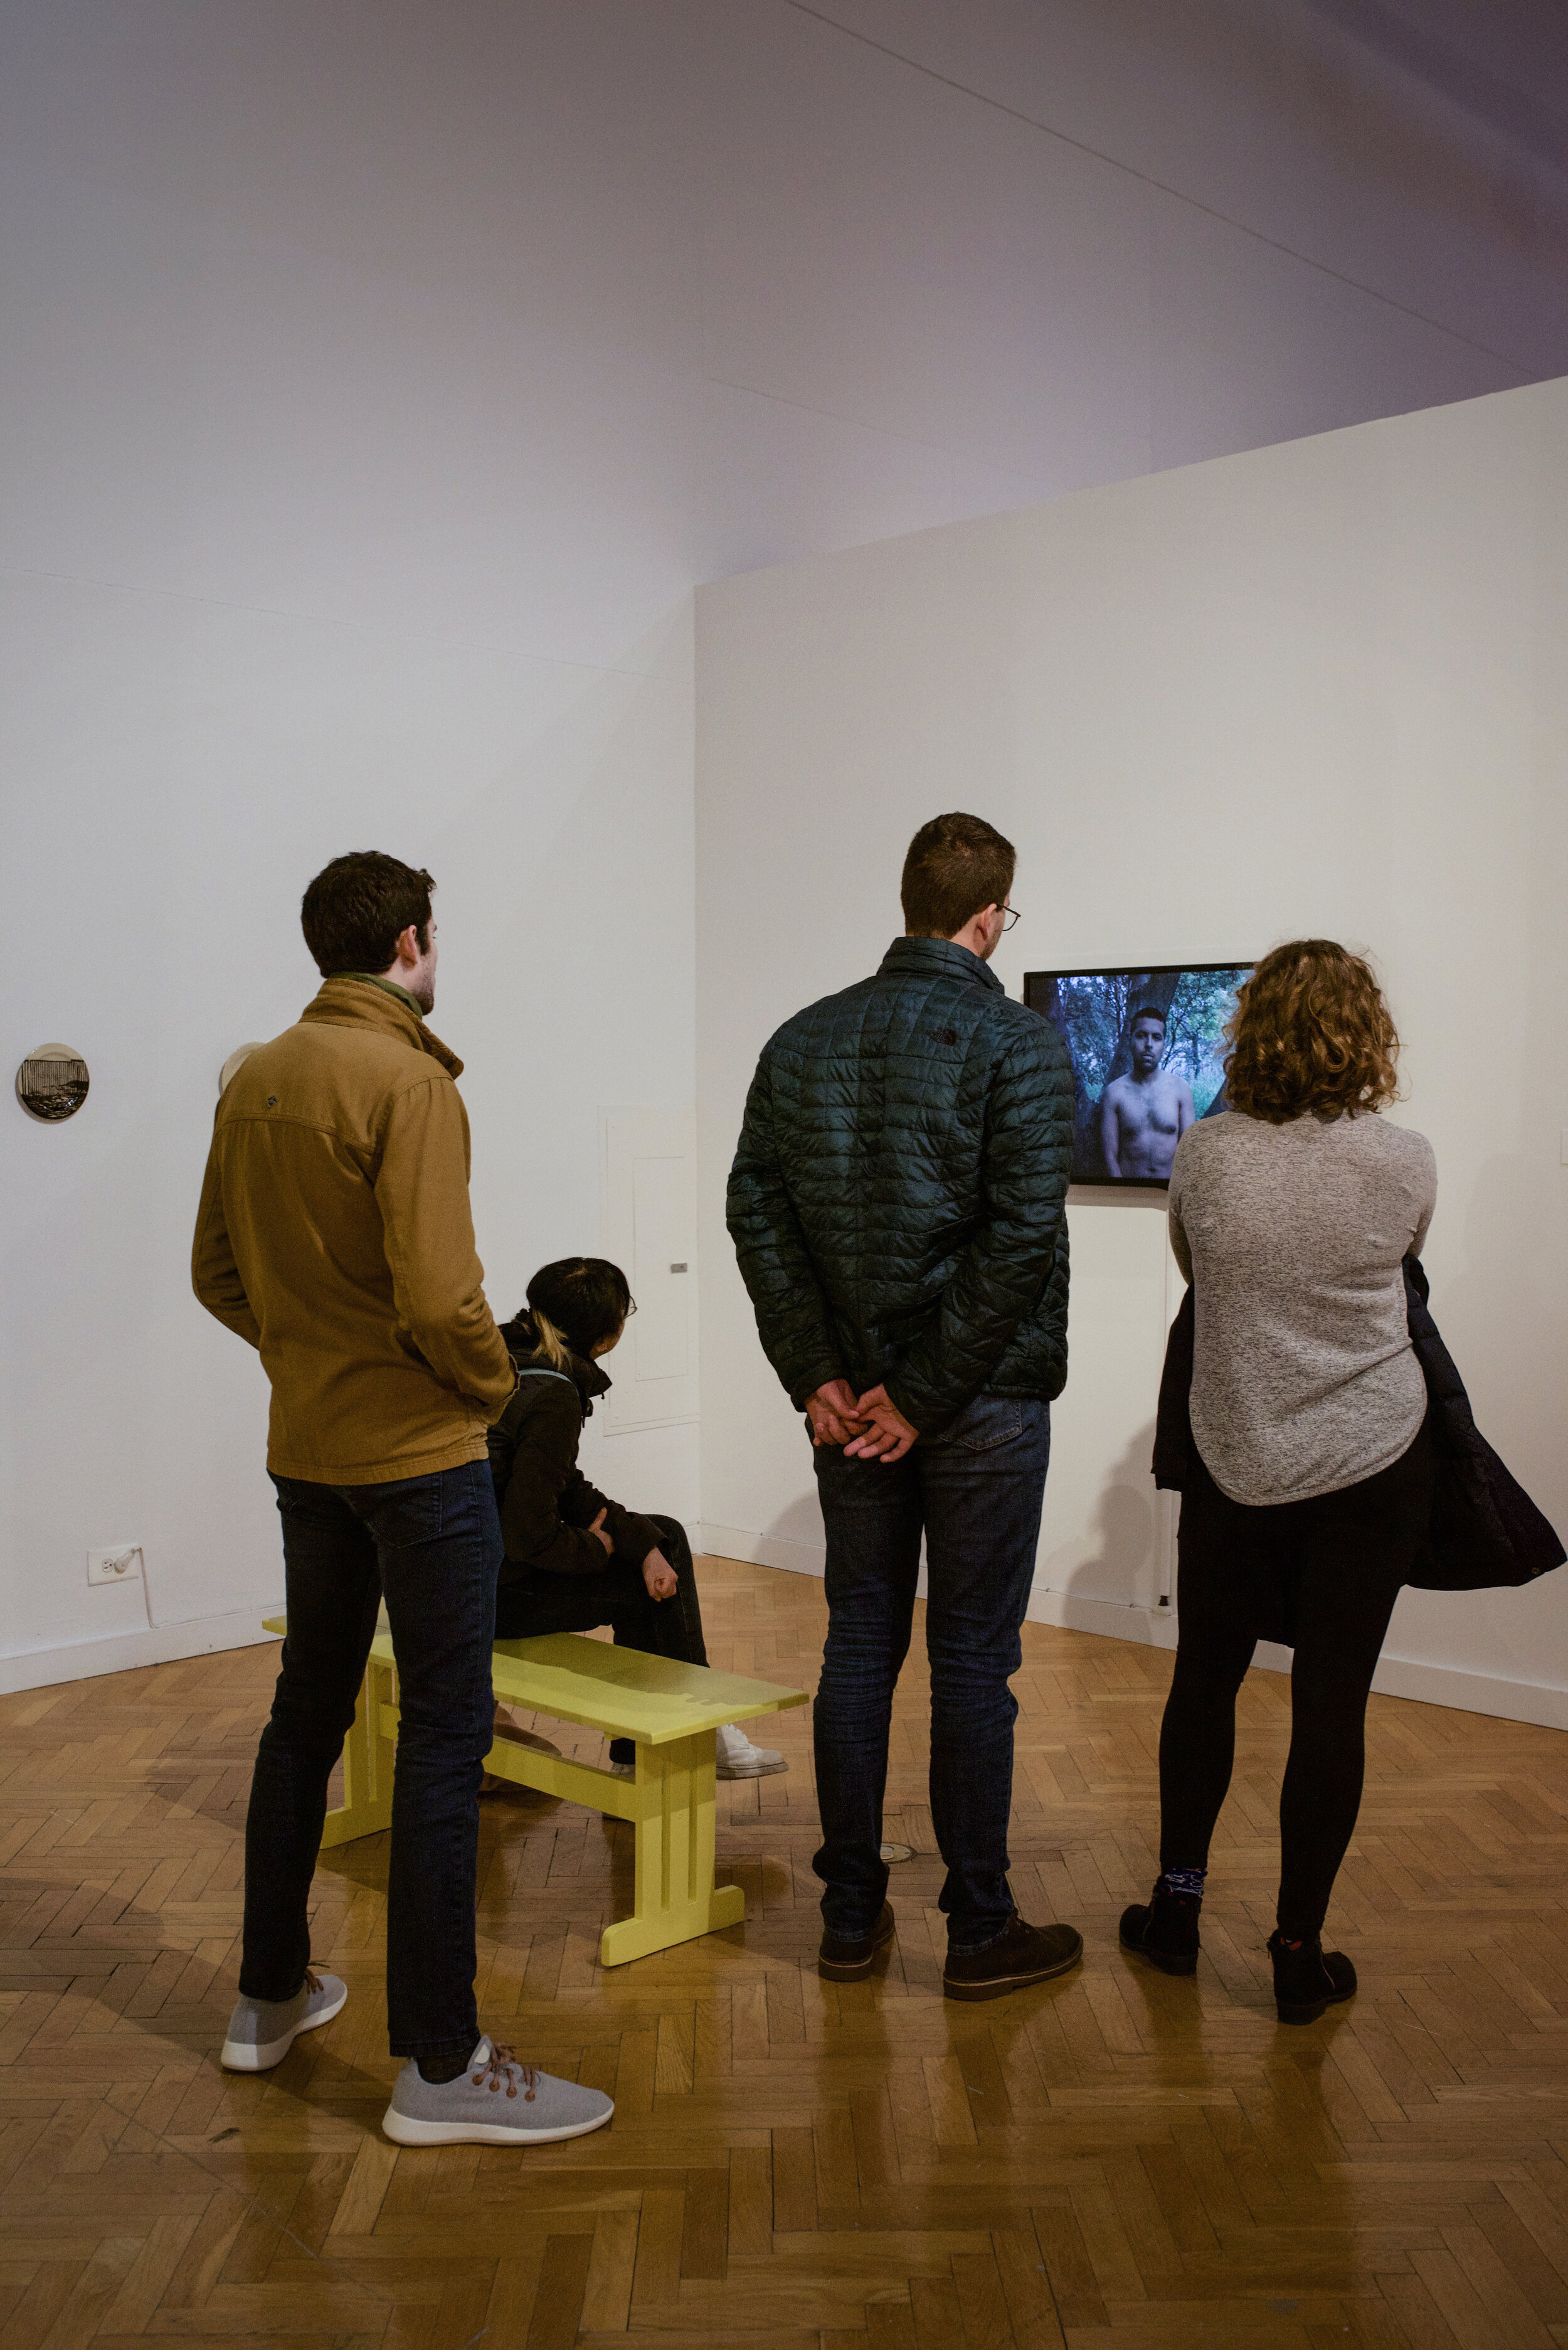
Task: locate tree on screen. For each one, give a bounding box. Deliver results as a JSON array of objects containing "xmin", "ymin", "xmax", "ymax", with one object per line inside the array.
[
  {"xmin": 1037, "ymin": 967, "xmax": 1250, "ymax": 1173},
  {"xmin": 1161, "ymin": 967, "xmax": 1248, "ymax": 1116}
]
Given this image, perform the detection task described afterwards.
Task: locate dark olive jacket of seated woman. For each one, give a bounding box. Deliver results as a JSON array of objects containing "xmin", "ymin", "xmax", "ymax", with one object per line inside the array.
[{"xmin": 487, "ymin": 1314, "xmax": 663, "ymax": 1590}]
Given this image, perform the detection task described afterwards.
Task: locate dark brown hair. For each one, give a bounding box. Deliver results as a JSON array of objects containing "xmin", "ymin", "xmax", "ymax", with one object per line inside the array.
[
  {"xmin": 901, "ymin": 813, "xmax": 1015, "ymax": 938},
  {"xmin": 523, "ymin": 1258, "xmax": 633, "ymax": 1368},
  {"xmin": 301, "ymin": 852, "xmax": 435, "ymax": 977},
  {"xmin": 1226, "ymin": 940, "xmax": 1400, "ymax": 1122}
]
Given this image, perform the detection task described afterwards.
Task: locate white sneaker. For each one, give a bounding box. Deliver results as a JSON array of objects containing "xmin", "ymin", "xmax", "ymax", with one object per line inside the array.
[{"xmin": 715, "ymin": 1723, "xmax": 788, "ymax": 1779}]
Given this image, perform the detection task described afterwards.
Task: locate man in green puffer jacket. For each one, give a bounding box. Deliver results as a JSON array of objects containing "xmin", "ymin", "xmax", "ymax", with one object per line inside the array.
[{"xmin": 728, "ymin": 812, "xmax": 1081, "ymax": 2001}]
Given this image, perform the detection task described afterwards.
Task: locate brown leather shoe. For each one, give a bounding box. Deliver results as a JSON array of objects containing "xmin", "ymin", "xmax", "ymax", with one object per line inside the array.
[
  {"xmin": 818, "ymin": 1901, "xmax": 896, "ymax": 1981},
  {"xmin": 943, "ymin": 1913, "xmax": 1083, "ymax": 2001}
]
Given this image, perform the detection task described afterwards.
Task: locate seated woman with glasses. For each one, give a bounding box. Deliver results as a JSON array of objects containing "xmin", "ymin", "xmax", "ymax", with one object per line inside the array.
[{"xmin": 487, "ymin": 1257, "xmax": 787, "ymax": 1781}]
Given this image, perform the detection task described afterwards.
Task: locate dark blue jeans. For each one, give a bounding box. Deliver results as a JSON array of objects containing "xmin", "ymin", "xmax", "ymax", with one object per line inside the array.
[
  {"xmin": 239, "ymin": 1457, "xmax": 501, "ymax": 2061},
  {"xmin": 812, "ymin": 1394, "xmax": 1050, "ymax": 1953}
]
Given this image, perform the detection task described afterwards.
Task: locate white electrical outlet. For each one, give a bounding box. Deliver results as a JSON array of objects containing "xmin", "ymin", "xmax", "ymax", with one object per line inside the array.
[{"xmin": 88, "ymin": 1546, "xmax": 144, "ymax": 1587}]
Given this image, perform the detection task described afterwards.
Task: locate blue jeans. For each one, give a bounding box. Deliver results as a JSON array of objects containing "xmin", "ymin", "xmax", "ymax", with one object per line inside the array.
[
  {"xmin": 238, "ymin": 1458, "xmax": 502, "ymax": 2061},
  {"xmin": 811, "ymin": 1394, "xmax": 1050, "ymax": 1952}
]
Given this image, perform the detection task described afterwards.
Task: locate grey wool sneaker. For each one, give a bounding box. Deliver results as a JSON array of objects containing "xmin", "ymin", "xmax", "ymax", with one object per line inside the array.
[
  {"xmin": 221, "ymin": 1967, "xmax": 347, "ymax": 2071},
  {"xmin": 382, "ymin": 2036, "xmax": 615, "ymax": 2147}
]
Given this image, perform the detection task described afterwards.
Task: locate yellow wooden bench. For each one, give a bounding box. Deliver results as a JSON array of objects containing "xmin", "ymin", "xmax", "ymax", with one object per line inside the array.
[{"xmin": 262, "ymin": 1619, "xmax": 808, "ymax": 1968}]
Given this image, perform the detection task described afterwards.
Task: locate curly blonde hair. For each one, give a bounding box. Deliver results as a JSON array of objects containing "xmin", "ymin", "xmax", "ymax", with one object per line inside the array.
[{"xmin": 1226, "ymin": 940, "xmax": 1399, "ymax": 1122}]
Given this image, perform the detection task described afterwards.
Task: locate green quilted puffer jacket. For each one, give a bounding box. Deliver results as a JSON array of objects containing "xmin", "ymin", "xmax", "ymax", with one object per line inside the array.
[{"xmin": 726, "ymin": 935, "xmax": 1071, "ymax": 1435}]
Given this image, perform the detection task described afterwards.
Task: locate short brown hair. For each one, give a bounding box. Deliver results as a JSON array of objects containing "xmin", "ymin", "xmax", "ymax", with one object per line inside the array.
[
  {"xmin": 301, "ymin": 852, "xmax": 435, "ymax": 977},
  {"xmin": 901, "ymin": 813, "xmax": 1015, "ymax": 938},
  {"xmin": 1226, "ymin": 940, "xmax": 1400, "ymax": 1122}
]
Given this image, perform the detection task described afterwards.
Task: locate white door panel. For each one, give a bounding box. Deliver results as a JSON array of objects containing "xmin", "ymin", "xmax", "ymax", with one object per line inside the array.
[{"xmin": 601, "ymin": 1108, "xmax": 699, "ymax": 1431}]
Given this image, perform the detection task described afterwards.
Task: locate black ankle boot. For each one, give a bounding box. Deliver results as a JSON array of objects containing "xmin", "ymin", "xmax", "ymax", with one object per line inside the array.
[
  {"xmin": 1119, "ymin": 1885, "xmax": 1200, "ymax": 1976},
  {"xmin": 1268, "ymin": 1930, "xmax": 1357, "ymax": 2024}
]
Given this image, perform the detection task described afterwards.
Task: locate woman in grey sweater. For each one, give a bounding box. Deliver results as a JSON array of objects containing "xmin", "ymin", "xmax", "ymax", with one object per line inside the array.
[{"xmin": 1120, "ymin": 942, "xmax": 1437, "ymax": 2023}]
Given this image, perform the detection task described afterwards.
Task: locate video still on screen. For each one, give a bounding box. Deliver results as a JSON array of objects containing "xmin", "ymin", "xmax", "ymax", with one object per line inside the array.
[{"xmin": 1022, "ymin": 963, "xmax": 1252, "ymax": 1187}]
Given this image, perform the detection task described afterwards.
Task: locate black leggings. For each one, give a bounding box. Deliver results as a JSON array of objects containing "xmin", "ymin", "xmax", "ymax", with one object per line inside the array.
[
  {"xmin": 493, "ymin": 1514, "xmax": 707, "ymax": 1763},
  {"xmin": 1159, "ymin": 1417, "xmax": 1435, "ymax": 1938}
]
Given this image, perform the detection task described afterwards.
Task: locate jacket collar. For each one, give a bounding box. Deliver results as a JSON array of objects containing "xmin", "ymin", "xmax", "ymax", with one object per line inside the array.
[
  {"xmin": 499, "ymin": 1316, "xmax": 612, "ymax": 1411},
  {"xmin": 877, "ymin": 935, "xmax": 1004, "ymax": 995},
  {"xmin": 299, "ymin": 975, "xmax": 464, "ymax": 1077},
  {"xmin": 338, "ymin": 972, "xmax": 426, "ymax": 1018}
]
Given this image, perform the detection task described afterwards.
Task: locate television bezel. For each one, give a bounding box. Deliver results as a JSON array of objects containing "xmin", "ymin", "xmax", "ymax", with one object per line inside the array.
[{"xmin": 1021, "ymin": 959, "xmax": 1254, "ymax": 1191}]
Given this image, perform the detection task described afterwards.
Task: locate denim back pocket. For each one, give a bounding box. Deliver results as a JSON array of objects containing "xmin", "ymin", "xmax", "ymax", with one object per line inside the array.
[
  {"xmin": 344, "ymin": 1469, "xmax": 448, "ymax": 1547},
  {"xmin": 941, "ymin": 1395, "xmax": 1024, "ymax": 1452}
]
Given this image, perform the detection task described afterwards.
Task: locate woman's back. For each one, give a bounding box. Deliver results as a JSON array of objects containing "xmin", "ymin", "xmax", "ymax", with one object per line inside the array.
[
  {"xmin": 1169, "ymin": 1109, "xmax": 1435, "ymax": 1507},
  {"xmin": 1134, "ymin": 939, "xmax": 1442, "ymax": 2022}
]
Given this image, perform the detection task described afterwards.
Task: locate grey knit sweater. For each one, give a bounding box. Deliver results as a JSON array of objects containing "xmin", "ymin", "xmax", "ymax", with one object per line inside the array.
[{"xmin": 1168, "ymin": 1109, "xmax": 1436, "ymax": 1506}]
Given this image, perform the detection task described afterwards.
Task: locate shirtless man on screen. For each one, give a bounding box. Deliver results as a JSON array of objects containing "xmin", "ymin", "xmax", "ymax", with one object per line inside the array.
[{"xmin": 1100, "ymin": 1009, "xmax": 1194, "ymax": 1180}]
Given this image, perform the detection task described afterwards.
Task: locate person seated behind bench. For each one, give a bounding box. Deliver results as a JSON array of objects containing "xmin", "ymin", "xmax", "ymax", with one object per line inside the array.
[{"xmin": 488, "ymin": 1256, "xmax": 787, "ymax": 1782}]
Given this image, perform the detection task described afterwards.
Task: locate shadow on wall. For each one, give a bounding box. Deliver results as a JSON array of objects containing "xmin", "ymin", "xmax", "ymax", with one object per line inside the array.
[
  {"xmin": 1436, "ymin": 1151, "xmax": 1558, "ymax": 1504},
  {"xmin": 1041, "ymin": 1420, "xmax": 1166, "ymax": 1613},
  {"xmin": 1377, "ymin": 1144, "xmax": 1567, "ymax": 1690},
  {"xmin": 762, "ymin": 1448, "xmax": 829, "ymax": 1561}
]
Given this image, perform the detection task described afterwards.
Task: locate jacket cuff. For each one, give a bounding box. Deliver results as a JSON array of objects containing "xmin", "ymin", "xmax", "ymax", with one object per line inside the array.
[
  {"xmin": 882, "ymin": 1377, "xmax": 953, "ymax": 1438},
  {"xmin": 601, "ymin": 1499, "xmax": 659, "ymax": 1560},
  {"xmin": 789, "ymin": 1364, "xmax": 846, "ymax": 1413},
  {"xmin": 617, "ymin": 1511, "xmax": 666, "ymax": 1566}
]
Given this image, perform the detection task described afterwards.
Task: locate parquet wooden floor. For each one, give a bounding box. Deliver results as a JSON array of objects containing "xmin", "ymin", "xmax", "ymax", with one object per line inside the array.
[{"xmin": 6, "ymin": 1559, "xmax": 1568, "ymax": 2349}]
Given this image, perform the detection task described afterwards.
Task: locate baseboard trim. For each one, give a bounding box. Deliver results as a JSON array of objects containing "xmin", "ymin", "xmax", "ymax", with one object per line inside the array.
[
  {"xmin": 0, "ymin": 1606, "xmax": 285, "ymax": 1696},
  {"xmin": 698, "ymin": 1524, "xmax": 828, "ymax": 1578},
  {"xmin": 16, "ymin": 1548, "xmax": 1560, "ymax": 1731},
  {"xmin": 1367, "ymin": 1652, "xmax": 1568, "ymax": 1731},
  {"xmin": 1023, "ymin": 1587, "xmax": 1180, "ymax": 1651},
  {"xmin": 696, "ymin": 1525, "xmax": 1568, "ymax": 1730}
]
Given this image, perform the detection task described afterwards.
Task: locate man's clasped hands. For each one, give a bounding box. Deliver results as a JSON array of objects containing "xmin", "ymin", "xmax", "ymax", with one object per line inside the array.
[{"xmin": 805, "ymin": 1378, "xmax": 921, "ymax": 1464}]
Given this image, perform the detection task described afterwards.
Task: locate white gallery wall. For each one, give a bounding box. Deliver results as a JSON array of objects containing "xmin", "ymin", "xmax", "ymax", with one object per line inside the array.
[
  {"xmin": 695, "ymin": 375, "xmax": 1568, "ymax": 1728},
  {"xmin": 4, "ymin": 0, "xmax": 1568, "ymax": 1687}
]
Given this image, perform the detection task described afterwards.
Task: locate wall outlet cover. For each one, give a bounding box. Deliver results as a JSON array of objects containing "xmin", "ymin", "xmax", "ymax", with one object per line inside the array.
[{"xmin": 88, "ymin": 1546, "xmax": 144, "ymax": 1586}]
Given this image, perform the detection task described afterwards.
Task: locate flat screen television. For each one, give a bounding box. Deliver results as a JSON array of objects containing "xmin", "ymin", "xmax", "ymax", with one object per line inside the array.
[{"xmin": 1022, "ymin": 962, "xmax": 1253, "ymax": 1188}]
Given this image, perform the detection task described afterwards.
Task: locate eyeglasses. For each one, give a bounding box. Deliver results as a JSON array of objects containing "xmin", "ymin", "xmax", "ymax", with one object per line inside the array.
[{"xmin": 1000, "ymin": 905, "xmax": 1020, "ymax": 932}]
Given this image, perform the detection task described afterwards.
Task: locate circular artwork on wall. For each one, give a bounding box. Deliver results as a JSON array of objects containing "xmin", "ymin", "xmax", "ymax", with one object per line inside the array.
[
  {"xmin": 219, "ymin": 1043, "xmax": 265, "ymax": 1095},
  {"xmin": 16, "ymin": 1043, "xmax": 90, "ymax": 1122}
]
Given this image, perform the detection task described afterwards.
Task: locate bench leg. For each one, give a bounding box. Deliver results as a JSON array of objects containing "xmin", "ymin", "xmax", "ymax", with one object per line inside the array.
[
  {"xmin": 599, "ymin": 1730, "xmax": 746, "ymax": 1967},
  {"xmin": 319, "ymin": 1653, "xmax": 397, "ymax": 1848}
]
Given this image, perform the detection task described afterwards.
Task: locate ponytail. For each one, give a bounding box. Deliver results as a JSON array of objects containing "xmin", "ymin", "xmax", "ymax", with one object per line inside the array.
[{"xmin": 530, "ymin": 1305, "xmax": 573, "ymax": 1373}]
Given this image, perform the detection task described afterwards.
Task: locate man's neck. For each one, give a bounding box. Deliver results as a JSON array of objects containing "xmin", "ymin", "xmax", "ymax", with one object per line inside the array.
[
  {"xmin": 906, "ymin": 930, "xmax": 991, "ymax": 964},
  {"xmin": 335, "ymin": 970, "xmax": 425, "ymax": 1018}
]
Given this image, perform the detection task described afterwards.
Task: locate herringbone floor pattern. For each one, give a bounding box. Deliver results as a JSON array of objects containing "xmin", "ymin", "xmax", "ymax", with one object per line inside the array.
[{"xmin": 5, "ymin": 1558, "xmax": 1568, "ymax": 2349}]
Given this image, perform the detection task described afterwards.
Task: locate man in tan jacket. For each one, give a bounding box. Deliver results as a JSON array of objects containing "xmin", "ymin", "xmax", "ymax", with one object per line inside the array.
[{"xmin": 194, "ymin": 852, "xmax": 613, "ymax": 2147}]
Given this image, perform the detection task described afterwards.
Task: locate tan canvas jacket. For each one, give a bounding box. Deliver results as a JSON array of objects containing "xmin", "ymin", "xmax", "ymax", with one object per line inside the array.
[{"xmin": 192, "ymin": 976, "xmax": 515, "ymax": 1482}]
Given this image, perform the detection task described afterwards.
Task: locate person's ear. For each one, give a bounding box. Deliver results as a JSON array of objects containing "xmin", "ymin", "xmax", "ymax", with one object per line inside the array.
[{"xmin": 392, "ymin": 923, "xmax": 421, "ymax": 968}]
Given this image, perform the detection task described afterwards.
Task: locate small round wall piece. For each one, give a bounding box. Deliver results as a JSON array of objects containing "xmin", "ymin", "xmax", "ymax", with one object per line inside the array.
[
  {"xmin": 16, "ymin": 1042, "xmax": 90, "ymax": 1122},
  {"xmin": 219, "ymin": 1043, "xmax": 265, "ymax": 1096}
]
